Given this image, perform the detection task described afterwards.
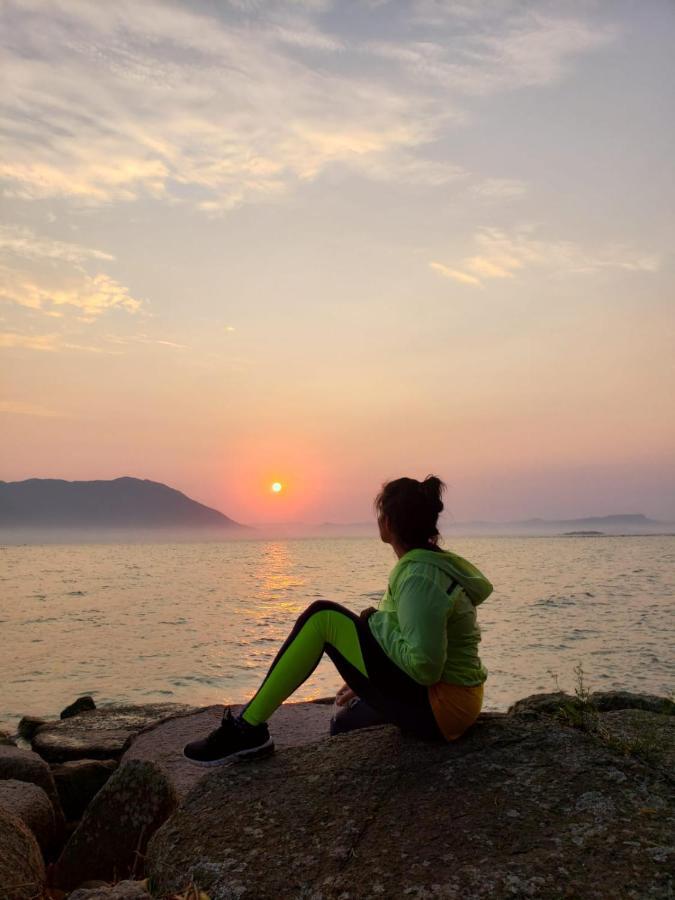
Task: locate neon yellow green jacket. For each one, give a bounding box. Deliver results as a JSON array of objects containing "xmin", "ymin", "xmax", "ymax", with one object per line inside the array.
[{"xmin": 368, "ymin": 548, "xmax": 493, "ymax": 686}]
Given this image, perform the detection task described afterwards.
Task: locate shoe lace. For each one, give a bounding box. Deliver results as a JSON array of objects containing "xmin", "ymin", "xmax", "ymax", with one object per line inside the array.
[{"xmin": 204, "ymin": 708, "xmax": 241, "ymax": 746}]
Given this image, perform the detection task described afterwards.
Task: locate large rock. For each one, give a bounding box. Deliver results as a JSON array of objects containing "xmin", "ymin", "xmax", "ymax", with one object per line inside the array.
[
  {"xmin": 0, "ymin": 779, "xmax": 58, "ymax": 854},
  {"xmin": 0, "ymin": 807, "xmax": 46, "ymax": 900},
  {"xmin": 54, "ymin": 759, "xmax": 178, "ymax": 889},
  {"xmin": 52, "ymin": 758, "xmax": 118, "ymax": 821},
  {"xmin": 31, "ymin": 702, "xmax": 195, "ymax": 762},
  {"xmin": 0, "ymin": 744, "xmax": 65, "ymax": 827},
  {"xmin": 147, "ymin": 712, "xmax": 674, "ymax": 899},
  {"xmin": 123, "ymin": 700, "xmax": 334, "ymax": 799}
]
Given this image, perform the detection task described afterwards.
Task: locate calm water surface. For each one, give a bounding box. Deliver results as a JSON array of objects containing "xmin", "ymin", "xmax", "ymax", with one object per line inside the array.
[{"xmin": 1, "ymin": 536, "xmax": 673, "ymax": 731}]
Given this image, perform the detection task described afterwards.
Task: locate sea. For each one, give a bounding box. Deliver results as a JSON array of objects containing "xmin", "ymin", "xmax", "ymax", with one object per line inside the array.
[{"xmin": 1, "ymin": 535, "xmax": 673, "ymax": 732}]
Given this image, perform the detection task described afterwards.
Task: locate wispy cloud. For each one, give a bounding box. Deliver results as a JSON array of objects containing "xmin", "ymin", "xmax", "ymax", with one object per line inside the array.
[
  {"xmin": 0, "ymin": 1, "xmax": 617, "ymax": 212},
  {"xmin": 0, "ymin": 226, "xmax": 142, "ymax": 321},
  {"xmin": 0, "ymin": 330, "xmax": 119, "ymax": 353},
  {"xmin": 430, "ymin": 227, "xmax": 660, "ymax": 287}
]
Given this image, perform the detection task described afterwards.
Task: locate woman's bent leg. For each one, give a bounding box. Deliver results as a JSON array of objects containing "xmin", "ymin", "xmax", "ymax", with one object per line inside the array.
[
  {"xmin": 242, "ymin": 601, "xmax": 369, "ymax": 726},
  {"xmin": 242, "ymin": 599, "xmax": 442, "ymax": 741}
]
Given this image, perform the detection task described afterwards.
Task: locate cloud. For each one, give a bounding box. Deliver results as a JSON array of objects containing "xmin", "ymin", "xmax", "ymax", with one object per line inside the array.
[
  {"xmin": 431, "ymin": 226, "xmax": 660, "ymax": 287},
  {"xmin": 0, "ymin": 1, "xmax": 617, "ymax": 211},
  {"xmin": 0, "ymin": 329, "xmax": 118, "ymax": 353},
  {"xmin": 0, "ymin": 226, "xmax": 142, "ymax": 321},
  {"xmin": 0, "ymin": 226, "xmax": 114, "ymax": 264},
  {"xmin": 429, "ymin": 262, "xmax": 482, "ymax": 286},
  {"xmin": 0, "ymin": 331, "xmax": 61, "ymax": 351}
]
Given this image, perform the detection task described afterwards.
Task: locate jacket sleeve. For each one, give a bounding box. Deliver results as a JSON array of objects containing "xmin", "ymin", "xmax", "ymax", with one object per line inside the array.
[{"xmin": 384, "ymin": 573, "xmax": 449, "ymax": 685}]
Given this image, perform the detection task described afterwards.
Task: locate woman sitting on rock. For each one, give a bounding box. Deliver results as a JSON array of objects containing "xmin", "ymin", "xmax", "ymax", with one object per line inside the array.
[{"xmin": 184, "ymin": 475, "xmax": 493, "ymax": 765}]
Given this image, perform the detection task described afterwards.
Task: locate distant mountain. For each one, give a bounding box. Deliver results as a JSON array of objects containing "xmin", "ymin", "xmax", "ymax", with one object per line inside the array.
[
  {"xmin": 315, "ymin": 513, "xmax": 670, "ymax": 537},
  {"xmin": 0, "ymin": 477, "xmax": 244, "ymax": 530}
]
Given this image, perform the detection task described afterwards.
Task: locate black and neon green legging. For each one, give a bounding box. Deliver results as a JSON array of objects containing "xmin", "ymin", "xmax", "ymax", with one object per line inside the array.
[{"xmin": 241, "ymin": 600, "xmax": 441, "ymax": 739}]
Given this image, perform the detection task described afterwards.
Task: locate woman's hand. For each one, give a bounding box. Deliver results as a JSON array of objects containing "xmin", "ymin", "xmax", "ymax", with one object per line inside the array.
[{"xmin": 335, "ymin": 682, "xmax": 358, "ymax": 707}]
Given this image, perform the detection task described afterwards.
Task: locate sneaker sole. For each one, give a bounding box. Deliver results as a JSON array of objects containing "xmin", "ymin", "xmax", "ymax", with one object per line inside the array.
[{"xmin": 183, "ymin": 737, "xmax": 275, "ymax": 768}]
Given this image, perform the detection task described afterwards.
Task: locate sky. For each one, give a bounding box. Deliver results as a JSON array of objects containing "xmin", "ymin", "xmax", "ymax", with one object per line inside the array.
[{"xmin": 1, "ymin": 0, "xmax": 674, "ymax": 525}]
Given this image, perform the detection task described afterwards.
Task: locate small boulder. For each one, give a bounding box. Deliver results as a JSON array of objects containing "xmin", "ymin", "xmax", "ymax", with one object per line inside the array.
[
  {"xmin": 507, "ymin": 691, "xmax": 573, "ymax": 717},
  {"xmin": 52, "ymin": 758, "xmax": 118, "ymax": 821},
  {"xmin": 32, "ymin": 702, "xmax": 195, "ymax": 762},
  {"xmin": 18, "ymin": 715, "xmax": 48, "ymax": 741},
  {"xmin": 0, "ymin": 744, "xmax": 65, "ymax": 827},
  {"xmin": 68, "ymin": 880, "xmax": 149, "ymax": 900},
  {"xmin": 0, "ymin": 779, "xmax": 57, "ymax": 854},
  {"xmin": 61, "ymin": 695, "xmax": 97, "ymax": 719},
  {"xmin": 54, "ymin": 759, "xmax": 177, "ymax": 890},
  {"xmin": 0, "ymin": 729, "xmax": 15, "ymax": 746},
  {"xmin": 0, "ymin": 807, "xmax": 46, "ymax": 900}
]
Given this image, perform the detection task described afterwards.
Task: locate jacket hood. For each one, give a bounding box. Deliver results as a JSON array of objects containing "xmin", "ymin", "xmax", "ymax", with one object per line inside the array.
[{"xmin": 396, "ymin": 548, "xmax": 493, "ymax": 606}]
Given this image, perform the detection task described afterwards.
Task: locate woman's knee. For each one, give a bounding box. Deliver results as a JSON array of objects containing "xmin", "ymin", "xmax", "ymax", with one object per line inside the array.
[{"xmin": 297, "ymin": 599, "xmax": 350, "ymax": 625}]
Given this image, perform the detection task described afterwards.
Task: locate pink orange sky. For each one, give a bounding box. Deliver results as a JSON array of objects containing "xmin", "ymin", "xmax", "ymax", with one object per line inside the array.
[{"xmin": 1, "ymin": 1, "xmax": 674, "ymax": 524}]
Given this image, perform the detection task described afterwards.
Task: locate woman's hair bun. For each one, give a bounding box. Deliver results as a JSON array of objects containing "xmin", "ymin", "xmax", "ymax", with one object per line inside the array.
[{"xmin": 375, "ymin": 474, "xmax": 447, "ymax": 549}]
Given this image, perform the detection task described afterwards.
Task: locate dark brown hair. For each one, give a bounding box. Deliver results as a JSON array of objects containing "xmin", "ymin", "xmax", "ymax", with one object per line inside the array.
[{"xmin": 375, "ymin": 475, "xmax": 446, "ymax": 550}]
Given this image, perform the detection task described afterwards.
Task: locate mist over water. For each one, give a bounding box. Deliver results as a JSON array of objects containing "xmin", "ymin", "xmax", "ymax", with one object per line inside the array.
[{"xmin": 1, "ymin": 535, "xmax": 673, "ymax": 731}]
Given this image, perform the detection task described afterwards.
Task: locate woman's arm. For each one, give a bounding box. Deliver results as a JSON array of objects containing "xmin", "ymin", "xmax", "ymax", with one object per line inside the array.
[{"xmin": 369, "ymin": 573, "xmax": 450, "ymax": 685}]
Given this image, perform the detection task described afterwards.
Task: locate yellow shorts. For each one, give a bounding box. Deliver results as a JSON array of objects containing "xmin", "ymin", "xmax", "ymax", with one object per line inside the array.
[{"xmin": 428, "ymin": 681, "xmax": 484, "ymax": 741}]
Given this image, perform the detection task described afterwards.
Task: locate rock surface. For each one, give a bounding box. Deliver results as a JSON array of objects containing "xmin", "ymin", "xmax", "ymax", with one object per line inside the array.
[
  {"xmin": 52, "ymin": 758, "xmax": 118, "ymax": 821},
  {"xmin": 123, "ymin": 700, "xmax": 334, "ymax": 799},
  {"xmin": 0, "ymin": 807, "xmax": 47, "ymax": 900},
  {"xmin": 55, "ymin": 759, "xmax": 178, "ymax": 889},
  {"xmin": 68, "ymin": 880, "xmax": 149, "ymax": 900},
  {"xmin": 600, "ymin": 708, "xmax": 675, "ymax": 771},
  {"xmin": 0, "ymin": 778, "xmax": 58, "ymax": 854},
  {"xmin": 0, "ymin": 729, "xmax": 15, "ymax": 746},
  {"xmin": 61, "ymin": 695, "xmax": 97, "ymax": 719},
  {"xmin": 147, "ymin": 709, "xmax": 674, "ymax": 900},
  {"xmin": 0, "ymin": 744, "xmax": 65, "ymax": 825},
  {"xmin": 31, "ymin": 702, "xmax": 195, "ymax": 762}
]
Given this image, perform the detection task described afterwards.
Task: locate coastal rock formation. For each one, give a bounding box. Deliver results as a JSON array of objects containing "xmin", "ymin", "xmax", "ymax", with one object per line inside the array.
[
  {"xmin": 147, "ymin": 709, "xmax": 674, "ymax": 899},
  {"xmin": 54, "ymin": 759, "xmax": 178, "ymax": 890},
  {"xmin": 122, "ymin": 700, "xmax": 334, "ymax": 799},
  {"xmin": 0, "ymin": 779, "xmax": 58, "ymax": 854},
  {"xmin": 31, "ymin": 702, "xmax": 195, "ymax": 762},
  {"xmin": 0, "ymin": 807, "xmax": 46, "ymax": 900},
  {"xmin": 52, "ymin": 758, "xmax": 118, "ymax": 821},
  {"xmin": 0, "ymin": 745, "xmax": 65, "ymax": 828}
]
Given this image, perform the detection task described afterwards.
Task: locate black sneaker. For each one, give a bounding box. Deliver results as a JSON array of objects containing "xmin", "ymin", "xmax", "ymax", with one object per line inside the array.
[{"xmin": 183, "ymin": 708, "xmax": 274, "ymax": 767}]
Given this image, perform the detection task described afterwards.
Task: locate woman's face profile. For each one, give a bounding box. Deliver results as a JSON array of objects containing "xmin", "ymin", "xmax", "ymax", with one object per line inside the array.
[{"xmin": 378, "ymin": 513, "xmax": 393, "ymax": 545}]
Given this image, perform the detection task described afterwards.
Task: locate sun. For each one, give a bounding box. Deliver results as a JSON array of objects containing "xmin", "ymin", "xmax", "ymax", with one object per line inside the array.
[{"xmin": 271, "ymin": 482, "xmax": 283, "ymax": 493}]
